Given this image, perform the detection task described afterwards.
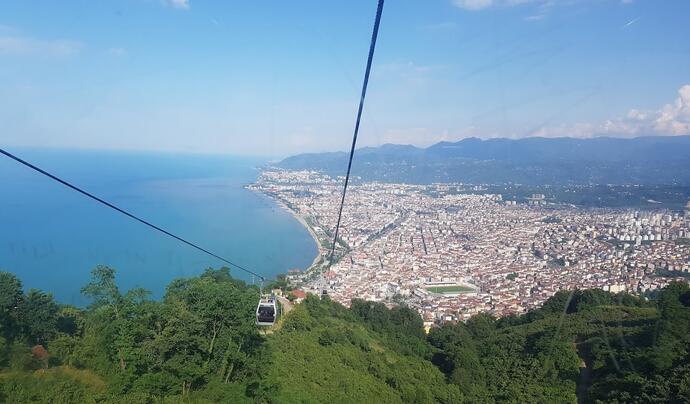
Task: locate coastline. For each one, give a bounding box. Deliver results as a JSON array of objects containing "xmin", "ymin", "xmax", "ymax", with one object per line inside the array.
[
  {"xmin": 284, "ymin": 206, "xmax": 324, "ymax": 272},
  {"xmin": 257, "ymin": 193, "xmax": 324, "ymax": 273}
]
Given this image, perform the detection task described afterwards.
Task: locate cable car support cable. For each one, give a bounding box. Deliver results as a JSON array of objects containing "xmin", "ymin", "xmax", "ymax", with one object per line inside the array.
[
  {"xmin": 328, "ymin": 0, "xmax": 385, "ymax": 265},
  {"xmin": 0, "ymin": 148, "xmax": 266, "ymax": 282}
]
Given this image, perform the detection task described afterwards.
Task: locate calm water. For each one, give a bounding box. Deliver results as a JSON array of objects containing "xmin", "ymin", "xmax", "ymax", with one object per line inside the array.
[{"xmin": 0, "ymin": 149, "xmax": 317, "ymax": 305}]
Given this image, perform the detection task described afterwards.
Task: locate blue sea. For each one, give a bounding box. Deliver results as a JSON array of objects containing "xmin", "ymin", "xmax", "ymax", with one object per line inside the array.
[{"xmin": 0, "ymin": 149, "xmax": 317, "ymax": 305}]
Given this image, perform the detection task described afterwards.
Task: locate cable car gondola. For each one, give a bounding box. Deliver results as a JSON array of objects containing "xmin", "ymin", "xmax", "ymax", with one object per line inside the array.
[{"xmin": 256, "ymin": 295, "xmax": 277, "ymax": 326}]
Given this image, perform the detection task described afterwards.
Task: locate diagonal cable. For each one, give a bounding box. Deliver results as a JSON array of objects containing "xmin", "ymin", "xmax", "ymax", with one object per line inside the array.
[
  {"xmin": 329, "ymin": 0, "xmax": 385, "ymax": 263},
  {"xmin": 0, "ymin": 148, "xmax": 266, "ymax": 281}
]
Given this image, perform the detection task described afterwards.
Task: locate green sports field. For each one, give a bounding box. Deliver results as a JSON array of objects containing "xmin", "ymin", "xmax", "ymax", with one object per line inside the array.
[{"xmin": 426, "ymin": 285, "xmax": 475, "ymax": 294}]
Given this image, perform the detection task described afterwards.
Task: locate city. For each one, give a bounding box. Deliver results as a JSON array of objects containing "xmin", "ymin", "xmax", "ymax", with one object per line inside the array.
[
  {"xmin": 250, "ymin": 168, "xmax": 690, "ymax": 327},
  {"xmin": 3, "ymin": 0, "xmax": 690, "ymax": 400}
]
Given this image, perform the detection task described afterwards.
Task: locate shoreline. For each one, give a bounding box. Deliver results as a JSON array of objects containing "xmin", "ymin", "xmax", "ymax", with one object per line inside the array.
[
  {"xmin": 291, "ymin": 212, "xmax": 324, "ymax": 272},
  {"xmin": 255, "ymin": 192, "xmax": 324, "ymax": 273}
]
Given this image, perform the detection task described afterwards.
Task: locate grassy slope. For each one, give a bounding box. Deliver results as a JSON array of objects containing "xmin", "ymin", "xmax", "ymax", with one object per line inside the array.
[
  {"xmin": 0, "ymin": 366, "xmax": 106, "ymax": 403},
  {"xmin": 489, "ymin": 305, "xmax": 661, "ymax": 402},
  {"xmin": 265, "ymin": 303, "xmax": 461, "ymax": 404}
]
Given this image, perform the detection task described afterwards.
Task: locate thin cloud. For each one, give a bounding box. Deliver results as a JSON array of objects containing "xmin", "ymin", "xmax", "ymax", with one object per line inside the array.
[
  {"xmin": 453, "ymin": 0, "xmax": 495, "ymax": 11},
  {"xmin": 107, "ymin": 47, "xmax": 127, "ymax": 57},
  {"xmin": 452, "ymin": 0, "xmax": 629, "ymax": 16},
  {"xmin": 452, "ymin": 0, "xmax": 547, "ymax": 11},
  {"xmin": 165, "ymin": 0, "xmax": 190, "ymax": 9},
  {"xmin": 0, "ymin": 35, "xmax": 83, "ymax": 57},
  {"xmin": 424, "ymin": 22, "xmax": 458, "ymax": 32},
  {"xmin": 623, "ymin": 17, "xmax": 641, "ymax": 28},
  {"xmin": 374, "ymin": 61, "xmax": 446, "ymax": 76},
  {"xmin": 525, "ymin": 13, "xmax": 547, "ymax": 21},
  {"xmin": 533, "ymin": 84, "xmax": 690, "ymax": 137},
  {"xmin": 451, "ymin": 0, "xmax": 559, "ymax": 22}
]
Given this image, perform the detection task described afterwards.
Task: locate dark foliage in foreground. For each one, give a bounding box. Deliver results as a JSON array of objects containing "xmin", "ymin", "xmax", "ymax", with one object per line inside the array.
[{"xmin": 1, "ymin": 267, "xmax": 689, "ymax": 403}]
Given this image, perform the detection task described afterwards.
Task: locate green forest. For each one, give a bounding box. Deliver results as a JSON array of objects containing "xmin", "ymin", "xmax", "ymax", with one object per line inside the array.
[{"xmin": 1, "ymin": 267, "xmax": 689, "ymax": 403}]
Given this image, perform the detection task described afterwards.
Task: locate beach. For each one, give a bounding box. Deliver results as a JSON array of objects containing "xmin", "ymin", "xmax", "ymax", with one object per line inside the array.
[{"xmin": 263, "ymin": 196, "xmax": 325, "ymax": 273}]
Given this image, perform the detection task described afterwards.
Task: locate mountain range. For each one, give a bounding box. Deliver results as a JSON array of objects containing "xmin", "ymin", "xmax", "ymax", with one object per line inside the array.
[{"xmin": 278, "ymin": 136, "xmax": 690, "ymax": 186}]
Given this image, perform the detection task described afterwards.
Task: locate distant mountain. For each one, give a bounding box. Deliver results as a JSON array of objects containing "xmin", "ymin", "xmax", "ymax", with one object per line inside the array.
[{"xmin": 277, "ymin": 136, "xmax": 690, "ymax": 185}]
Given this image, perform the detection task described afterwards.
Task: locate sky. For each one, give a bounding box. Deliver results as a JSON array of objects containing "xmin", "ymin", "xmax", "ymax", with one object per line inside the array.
[{"xmin": 1, "ymin": 0, "xmax": 689, "ymax": 157}]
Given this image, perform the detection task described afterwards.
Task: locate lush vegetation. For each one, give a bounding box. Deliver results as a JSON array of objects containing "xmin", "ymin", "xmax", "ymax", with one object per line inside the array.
[
  {"xmin": 428, "ymin": 287, "xmax": 690, "ymax": 403},
  {"xmin": 1, "ymin": 267, "xmax": 689, "ymax": 403},
  {"xmin": 0, "ymin": 267, "xmax": 264, "ymax": 403},
  {"xmin": 264, "ymin": 297, "xmax": 460, "ymax": 403}
]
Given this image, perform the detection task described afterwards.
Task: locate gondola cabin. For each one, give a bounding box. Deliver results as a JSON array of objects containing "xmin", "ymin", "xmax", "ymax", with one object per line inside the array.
[{"xmin": 256, "ymin": 295, "xmax": 277, "ymax": 326}]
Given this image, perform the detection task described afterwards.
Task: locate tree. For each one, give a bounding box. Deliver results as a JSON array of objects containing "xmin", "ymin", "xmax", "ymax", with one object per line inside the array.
[
  {"xmin": 0, "ymin": 271, "xmax": 23, "ymax": 340},
  {"xmin": 18, "ymin": 289, "xmax": 59, "ymax": 345},
  {"xmin": 163, "ymin": 271, "xmax": 259, "ymax": 384},
  {"xmin": 2, "ymin": 264, "xmax": 687, "ymax": 403},
  {"xmin": 155, "ymin": 300, "xmax": 207, "ymax": 396},
  {"xmin": 539, "ymin": 290, "xmax": 578, "ymax": 316},
  {"xmin": 389, "ymin": 305, "xmax": 425, "ymax": 339},
  {"xmin": 465, "ymin": 312, "xmax": 496, "ymax": 340},
  {"xmin": 79, "ymin": 266, "xmax": 153, "ymax": 375},
  {"xmin": 573, "ymin": 289, "xmax": 614, "ymax": 312},
  {"xmin": 55, "ymin": 306, "xmax": 85, "ymax": 336},
  {"xmin": 428, "ymin": 323, "xmax": 488, "ymax": 400},
  {"xmin": 650, "ymin": 281, "xmax": 690, "ymax": 371},
  {"xmin": 81, "ymin": 266, "xmax": 121, "ymax": 309},
  {"xmin": 30, "ymin": 345, "xmax": 49, "ymax": 369}
]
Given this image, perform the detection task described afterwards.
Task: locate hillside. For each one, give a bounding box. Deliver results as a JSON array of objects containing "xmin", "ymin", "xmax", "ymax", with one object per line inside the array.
[
  {"xmin": 1, "ymin": 267, "xmax": 690, "ymax": 403},
  {"xmin": 277, "ymin": 136, "xmax": 690, "ymax": 186},
  {"xmin": 263, "ymin": 299, "xmax": 460, "ymax": 403}
]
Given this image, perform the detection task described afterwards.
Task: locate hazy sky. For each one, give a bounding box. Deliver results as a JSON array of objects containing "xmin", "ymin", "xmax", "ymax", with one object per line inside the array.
[{"xmin": 2, "ymin": 0, "xmax": 689, "ymax": 156}]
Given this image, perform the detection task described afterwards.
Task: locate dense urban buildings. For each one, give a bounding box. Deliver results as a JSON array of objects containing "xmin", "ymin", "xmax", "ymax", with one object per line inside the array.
[{"xmin": 249, "ymin": 169, "xmax": 690, "ymax": 327}]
